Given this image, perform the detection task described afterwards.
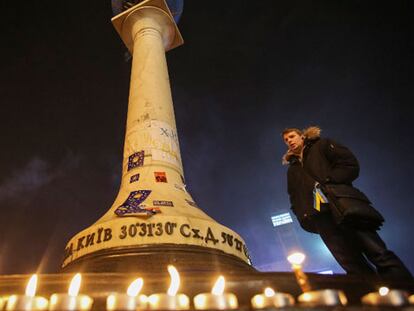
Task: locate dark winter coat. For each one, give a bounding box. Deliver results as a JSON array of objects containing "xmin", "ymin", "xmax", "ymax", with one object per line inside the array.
[{"xmin": 285, "ymin": 127, "xmax": 360, "ymax": 233}]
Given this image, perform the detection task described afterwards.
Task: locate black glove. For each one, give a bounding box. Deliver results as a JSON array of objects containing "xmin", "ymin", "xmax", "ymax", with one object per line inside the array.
[{"xmin": 287, "ymin": 154, "xmax": 300, "ymax": 165}]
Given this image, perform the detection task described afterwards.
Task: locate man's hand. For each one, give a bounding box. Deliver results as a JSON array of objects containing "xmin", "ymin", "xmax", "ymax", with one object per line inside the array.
[{"xmin": 285, "ymin": 149, "xmax": 301, "ymax": 164}]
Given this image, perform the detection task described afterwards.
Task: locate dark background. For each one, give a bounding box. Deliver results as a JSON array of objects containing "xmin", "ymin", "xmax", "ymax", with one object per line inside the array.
[{"xmin": 0, "ymin": 0, "xmax": 413, "ymax": 274}]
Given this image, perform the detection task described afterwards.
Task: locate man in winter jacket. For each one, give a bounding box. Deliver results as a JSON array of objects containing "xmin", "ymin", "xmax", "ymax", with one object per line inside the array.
[{"xmin": 282, "ymin": 126, "xmax": 412, "ymax": 280}]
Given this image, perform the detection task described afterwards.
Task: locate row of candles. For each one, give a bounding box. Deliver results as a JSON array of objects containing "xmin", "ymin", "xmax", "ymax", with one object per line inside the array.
[{"xmin": 1, "ymin": 253, "xmax": 413, "ymax": 310}]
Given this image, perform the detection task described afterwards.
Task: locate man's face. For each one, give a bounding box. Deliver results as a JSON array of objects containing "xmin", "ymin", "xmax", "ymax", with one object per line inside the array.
[{"xmin": 283, "ymin": 131, "xmax": 304, "ymax": 153}]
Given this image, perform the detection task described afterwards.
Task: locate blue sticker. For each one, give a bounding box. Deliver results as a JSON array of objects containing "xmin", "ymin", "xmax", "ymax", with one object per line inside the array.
[
  {"xmin": 130, "ymin": 174, "xmax": 140, "ymax": 183},
  {"xmin": 115, "ymin": 190, "xmax": 153, "ymax": 216},
  {"xmin": 153, "ymin": 200, "xmax": 174, "ymax": 207},
  {"xmin": 127, "ymin": 151, "xmax": 144, "ymax": 171}
]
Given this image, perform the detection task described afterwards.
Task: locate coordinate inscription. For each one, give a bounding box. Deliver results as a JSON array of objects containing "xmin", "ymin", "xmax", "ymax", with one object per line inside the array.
[{"xmin": 64, "ymin": 221, "xmax": 249, "ymax": 261}]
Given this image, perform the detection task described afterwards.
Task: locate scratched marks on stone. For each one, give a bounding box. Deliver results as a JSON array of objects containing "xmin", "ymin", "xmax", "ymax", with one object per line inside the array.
[
  {"xmin": 185, "ymin": 199, "xmax": 198, "ymax": 208},
  {"xmin": 159, "ymin": 126, "xmax": 178, "ymax": 142},
  {"xmin": 130, "ymin": 174, "xmax": 140, "ymax": 183},
  {"xmin": 127, "ymin": 151, "xmax": 144, "ymax": 171},
  {"xmin": 174, "ymin": 184, "xmax": 185, "ymax": 192},
  {"xmin": 115, "ymin": 190, "xmax": 154, "ymax": 216}
]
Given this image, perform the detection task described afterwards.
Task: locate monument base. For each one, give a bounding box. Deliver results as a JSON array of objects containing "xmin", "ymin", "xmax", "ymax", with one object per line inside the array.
[{"xmin": 61, "ymin": 244, "xmax": 256, "ymax": 273}]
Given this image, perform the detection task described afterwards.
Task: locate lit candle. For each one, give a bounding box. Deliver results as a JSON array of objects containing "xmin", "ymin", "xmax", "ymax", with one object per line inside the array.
[
  {"xmin": 147, "ymin": 266, "xmax": 189, "ymax": 310},
  {"xmin": 193, "ymin": 276, "xmax": 238, "ymax": 310},
  {"xmin": 361, "ymin": 287, "xmax": 409, "ymax": 306},
  {"xmin": 298, "ymin": 289, "xmax": 347, "ymax": 306},
  {"xmin": 106, "ymin": 278, "xmax": 147, "ymax": 311},
  {"xmin": 251, "ymin": 287, "xmax": 294, "ymax": 309},
  {"xmin": 409, "ymin": 294, "xmax": 414, "ymax": 304},
  {"xmin": 6, "ymin": 275, "xmax": 48, "ymax": 311},
  {"xmin": 1, "ymin": 297, "xmax": 7, "ymax": 310},
  {"xmin": 49, "ymin": 274, "xmax": 93, "ymax": 311},
  {"xmin": 286, "ymin": 252, "xmax": 311, "ymax": 292}
]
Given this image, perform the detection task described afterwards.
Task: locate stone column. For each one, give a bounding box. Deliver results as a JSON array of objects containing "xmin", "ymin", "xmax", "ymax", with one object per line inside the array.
[
  {"xmin": 122, "ymin": 7, "xmax": 184, "ymax": 180},
  {"xmin": 61, "ymin": 0, "xmax": 252, "ymax": 272}
]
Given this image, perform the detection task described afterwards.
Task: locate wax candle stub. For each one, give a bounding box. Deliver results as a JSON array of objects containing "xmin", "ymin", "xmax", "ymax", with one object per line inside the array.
[
  {"xmin": 5, "ymin": 274, "xmax": 48, "ymax": 311},
  {"xmin": 0, "ymin": 297, "xmax": 6, "ymax": 310},
  {"xmin": 298, "ymin": 289, "xmax": 347, "ymax": 306},
  {"xmin": 147, "ymin": 266, "xmax": 189, "ymax": 310},
  {"xmin": 106, "ymin": 278, "xmax": 147, "ymax": 311},
  {"xmin": 6, "ymin": 295, "xmax": 48, "ymax": 311},
  {"xmin": 251, "ymin": 288, "xmax": 294, "ymax": 309},
  {"xmin": 193, "ymin": 276, "xmax": 238, "ymax": 310},
  {"xmin": 106, "ymin": 294, "xmax": 148, "ymax": 311},
  {"xmin": 148, "ymin": 294, "xmax": 189, "ymax": 310},
  {"xmin": 48, "ymin": 274, "xmax": 93, "ymax": 311},
  {"xmin": 361, "ymin": 289, "xmax": 409, "ymax": 306}
]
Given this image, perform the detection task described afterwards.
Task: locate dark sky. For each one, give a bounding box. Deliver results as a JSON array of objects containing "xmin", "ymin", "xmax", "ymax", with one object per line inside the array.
[{"xmin": 0, "ymin": 0, "xmax": 413, "ymax": 274}]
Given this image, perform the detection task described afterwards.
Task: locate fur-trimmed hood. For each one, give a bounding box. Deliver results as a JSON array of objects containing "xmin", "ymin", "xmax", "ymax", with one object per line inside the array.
[
  {"xmin": 282, "ymin": 126, "xmax": 321, "ymax": 164},
  {"xmin": 302, "ymin": 126, "xmax": 321, "ymax": 141}
]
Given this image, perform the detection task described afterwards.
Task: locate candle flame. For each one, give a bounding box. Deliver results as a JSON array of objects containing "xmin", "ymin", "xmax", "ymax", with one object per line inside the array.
[
  {"xmin": 107, "ymin": 294, "xmax": 116, "ymax": 310},
  {"xmin": 7, "ymin": 295, "xmax": 18, "ymax": 308},
  {"xmin": 35, "ymin": 297, "xmax": 49, "ymax": 310},
  {"xmin": 68, "ymin": 273, "xmax": 82, "ymax": 297},
  {"xmin": 127, "ymin": 278, "xmax": 144, "ymax": 297},
  {"xmin": 379, "ymin": 287, "xmax": 389, "ymax": 296},
  {"xmin": 228, "ymin": 295, "xmax": 238, "ymax": 309},
  {"xmin": 194, "ymin": 294, "xmax": 207, "ymax": 309},
  {"xmin": 50, "ymin": 294, "xmax": 58, "ymax": 306},
  {"xmin": 80, "ymin": 296, "xmax": 93, "ymax": 310},
  {"xmin": 148, "ymin": 295, "xmax": 159, "ymax": 305},
  {"xmin": 301, "ymin": 293, "xmax": 312, "ymax": 302},
  {"xmin": 167, "ymin": 265, "xmax": 180, "ymax": 296},
  {"xmin": 178, "ymin": 294, "xmax": 190, "ymax": 307},
  {"xmin": 25, "ymin": 274, "xmax": 38, "ymax": 297},
  {"xmin": 252, "ymin": 295, "xmax": 265, "ymax": 308},
  {"xmin": 287, "ymin": 252, "xmax": 306, "ymax": 266},
  {"xmin": 211, "ymin": 276, "xmax": 225, "ymax": 295},
  {"xmin": 264, "ymin": 287, "xmax": 275, "ymax": 297}
]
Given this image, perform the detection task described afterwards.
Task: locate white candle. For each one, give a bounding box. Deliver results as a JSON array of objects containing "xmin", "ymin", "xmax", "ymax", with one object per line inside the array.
[
  {"xmin": 361, "ymin": 287, "xmax": 409, "ymax": 306},
  {"xmin": 6, "ymin": 275, "xmax": 48, "ymax": 311},
  {"xmin": 251, "ymin": 287, "xmax": 294, "ymax": 308},
  {"xmin": 298, "ymin": 289, "xmax": 348, "ymax": 306},
  {"xmin": 106, "ymin": 278, "xmax": 147, "ymax": 311},
  {"xmin": 48, "ymin": 274, "xmax": 93, "ymax": 311},
  {"xmin": 147, "ymin": 266, "xmax": 189, "ymax": 310},
  {"xmin": 193, "ymin": 276, "xmax": 238, "ymax": 310},
  {"xmin": 1, "ymin": 296, "xmax": 8, "ymax": 310}
]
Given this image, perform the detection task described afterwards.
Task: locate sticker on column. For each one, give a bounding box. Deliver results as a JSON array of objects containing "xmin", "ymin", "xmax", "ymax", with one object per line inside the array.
[
  {"xmin": 115, "ymin": 190, "xmax": 156, "ymax": 216},
  {"xmin": 127, "ymin": 151, "xmax": 144, "ymax": 171},
  {"xmin": 130, "ymin": 174, "xmax": 140, "ymax": 183},
  {"xmin": 154, "ymin": 172, "xmax": 167, "ymax": 183},
  {"xmin": 153, "ymin": 200, "xmax": 174, "ymax": 207}
]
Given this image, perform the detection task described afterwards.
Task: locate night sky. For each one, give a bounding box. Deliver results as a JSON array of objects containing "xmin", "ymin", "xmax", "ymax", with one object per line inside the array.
[{"xmin": 0, "ymin": 0, "xmax": 413, "ymax": 274}]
